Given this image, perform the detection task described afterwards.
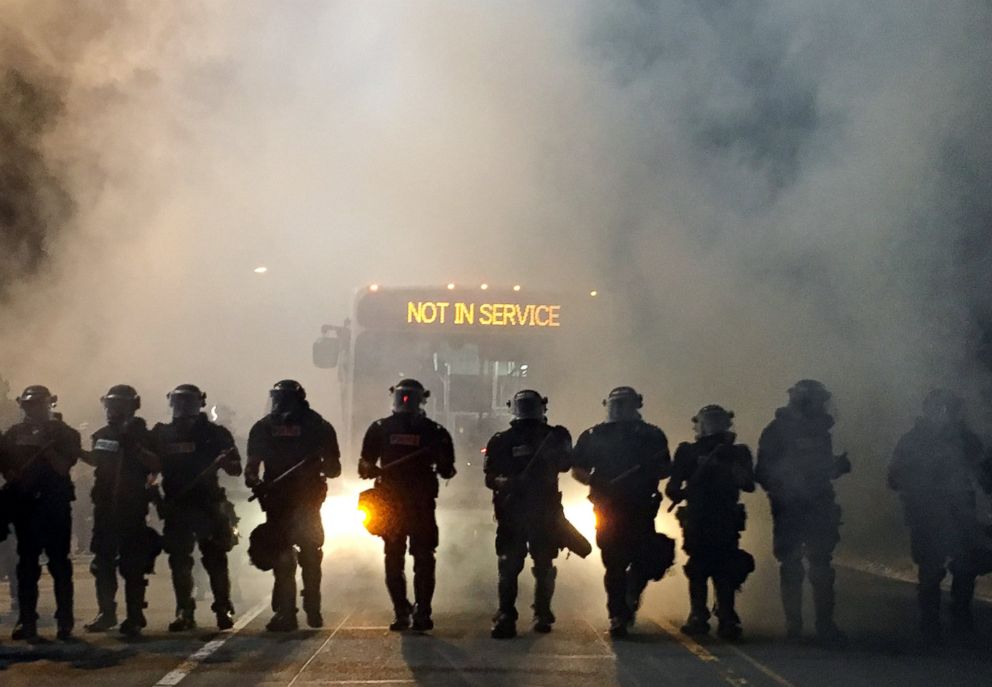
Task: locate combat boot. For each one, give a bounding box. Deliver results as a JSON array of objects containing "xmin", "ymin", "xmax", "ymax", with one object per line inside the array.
[
  {"xmin": 84, "ymin": 610, "xmax": 119, "ymax": 633},
  {"xmin": 120, "ymin": 612, "xmax": 146, "ymax": 638},
  {"xmin": 168, "ymin": 606, "xmax": 197, "ymax": 632},
  {"xmin": 12, "ymin": 619, "xmax": 38, "ymax": 641},
  {"xmin": 532, "ymin": 565, "xmax": 556, "ymax": 634},
  {"xmin": 265, "ymin": 611, "xmax": 298, "ymax": 632},
  {"xmin": 389, "ymin": 602, "xmax": 412, "ymax": 632},
  {"xmin": 491, "ymin": 612, "xmax": 517, "ymax": 639},
  {"xmin": 411, "ymin": 608, "xmax": 434, "ymax": 633},
  {"xmin": 608, "ymin": 616, "xmax": 629, "ymax": 639},
  {"xmin": 303, "ymin": 597, "xmax": 323, "ymax": 629},
  {"xmin": 213, "ymin": 601, "xmax": 235, "ymax": 631},
  {"xmin": 715, "ymin": 580, "xmax": 742, "ymax": 641},
  {"xmin": 56, "ymin": 622, "xmax": 73, "ymax": 641},
  {"xmin": 681, "ymin": 578, "xmax": 711, "ymax": 636}
]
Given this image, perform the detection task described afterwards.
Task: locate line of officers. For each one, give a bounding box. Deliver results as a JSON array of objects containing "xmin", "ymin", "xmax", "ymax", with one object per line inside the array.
[{"xmin": 0, "ymin": 378, "xmax": 990, "ymax": 646}]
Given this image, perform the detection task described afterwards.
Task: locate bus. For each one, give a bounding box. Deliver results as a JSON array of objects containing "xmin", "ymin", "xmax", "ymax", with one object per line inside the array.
[{"xmin": 312, "ymin": 284, "xmax": 605, "ymax": 469}]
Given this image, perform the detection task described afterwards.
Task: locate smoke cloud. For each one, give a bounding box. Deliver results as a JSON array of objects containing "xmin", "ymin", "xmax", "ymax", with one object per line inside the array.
[{"xmin": 1, "ymin": 1, "xmax": 991, "ymax": 548}]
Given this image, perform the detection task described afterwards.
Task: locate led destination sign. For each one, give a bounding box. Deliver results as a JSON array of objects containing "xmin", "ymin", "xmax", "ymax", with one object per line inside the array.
[{"xmin": 407, "ymin": 301, "xmax": 560, "ymax": 327}]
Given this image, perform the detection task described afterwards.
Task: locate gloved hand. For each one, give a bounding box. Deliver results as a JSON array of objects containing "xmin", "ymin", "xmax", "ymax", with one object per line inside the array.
[
  {"xmin": 834, "ymin": 452, "xmax": 852, "ymax": 478},
  {"xmin": 358, "ymin": 458, "xmax": 381, "ymax": 479},
  {"xmin": 245, "ymin": 473, "xmax": 262, "ymax": 490}
]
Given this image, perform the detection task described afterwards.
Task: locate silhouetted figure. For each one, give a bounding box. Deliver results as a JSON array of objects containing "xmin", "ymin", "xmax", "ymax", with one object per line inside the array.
[
  {"xmin": 81, "ymin": 385, "xmax": 161, "ymax": 637},
  {"xmin": 359, "ymin": 379, "xmax": 456, "ymax": 633},
  {"xmin": 757, "ymin": 379, "xmax": 850, "ymax": 642},
  {"xmin": 572, "ymin": 386, "xmax": 673, "ymax": 639},
  {"xmin": 667, "ymin": 405, "xmax": 755, "ymax": 640},
  {"xmin": 246, "ymin": 380, "xmax": 340, "ymax": 632},
  {"xmin": 152, "ymin": 384, "xmax": 241, "ymax": 632},
  {"xmin": 484, "ymin": 390, "xmax": 572, "ymax": 639},
  {"xmin": 888, "ymin": 389, "xmax": 987, "ymax": 643},
  {"xmin": 0, "ymin": 385, "xmax": 81, "ymax": 641}
]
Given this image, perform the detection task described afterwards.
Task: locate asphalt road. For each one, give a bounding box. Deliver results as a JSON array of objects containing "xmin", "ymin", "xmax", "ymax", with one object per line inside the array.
[{"xmin": 1, "ymin": 493, "xmax": 991, "ymax": 687}]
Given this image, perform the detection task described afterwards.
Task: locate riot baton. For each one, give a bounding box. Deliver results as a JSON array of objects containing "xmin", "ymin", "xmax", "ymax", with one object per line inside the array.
[{"xmin": 248, "ymin": 452, "xmax": 319, "ymax": 502}]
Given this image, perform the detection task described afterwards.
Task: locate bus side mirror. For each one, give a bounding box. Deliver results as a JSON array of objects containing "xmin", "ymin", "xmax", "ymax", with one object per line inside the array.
[{"xmin": 313, "ymin": 336, "xmax": 340, "ymax": 369}]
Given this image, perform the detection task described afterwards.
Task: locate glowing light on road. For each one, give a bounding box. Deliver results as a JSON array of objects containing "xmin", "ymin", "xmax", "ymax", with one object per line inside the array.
[
  {"xmin": 369, "ymin": 283, "xmax": 380, "ymax": 292},
  {"xmin": 253, "ymin": 266, "xmax": 268, "ymax": 274},
  {"xmin": 513, "ymin": 284, "xmax": 521, "ymax": 292},
  {"xmin": 589, "ymin": 290, "xmax": 598, "ymax": 297},
  {"xmin": 320, "ymin": 493, "xmax": 371, "ymax": 540},
  {"xmin": 447, "ymin": 283, "xmax": 456, "ymax": 290},
  {"xmin": 480, "ymin": 283, "xmax": 489, "ymax": 290}
]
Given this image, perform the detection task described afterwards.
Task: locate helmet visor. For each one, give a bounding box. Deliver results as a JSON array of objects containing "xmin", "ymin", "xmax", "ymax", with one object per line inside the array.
[{"xmin": 169, "ymin": 392, "xmax": 202, "ymax": 419}]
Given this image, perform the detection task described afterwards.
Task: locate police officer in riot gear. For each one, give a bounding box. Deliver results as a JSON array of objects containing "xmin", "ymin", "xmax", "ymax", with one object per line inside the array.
[
  {"xmin": 484, "ymin": 390, "xmax": 572, "ymax": 639},
  {"xmin": 572, "ymin": 386, "xmax": 672, "ymax": 638},
  {"xmin": 246, "ymin": 380, "xmax": 341, "ymax": 632},
  {"xmin": 0, "ymin": 386, "xmax": 81, "ymax": 640},
  {"xmin": 888, "ymin": 390, "xmax": 988, "ymax": 642},
  {"xmin": 757, "ymin": 379, "xmax": 850, "ymax": 642},
  {"xmin": 667, "ymin": 405, "xmax": 755, "ymax": 640},
  {"xmin": 359, "ymin": 379, "xmax": 456, "ymax": 632},
  {"xmin": 152, "ymin": 384, "xmax": 242, "ymax": 631},
  {"xmin": 81, "ymin": 385, "xmax": 161, "ymax": 636}
]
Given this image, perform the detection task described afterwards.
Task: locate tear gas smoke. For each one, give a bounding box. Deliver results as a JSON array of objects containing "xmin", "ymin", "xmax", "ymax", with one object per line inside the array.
[{"xmin": 1, "ymin": 1, "xmax": 991, "ymax": 564}]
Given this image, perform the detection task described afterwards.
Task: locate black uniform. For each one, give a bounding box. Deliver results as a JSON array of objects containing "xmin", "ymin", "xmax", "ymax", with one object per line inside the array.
[
  {"xmin": 0, "ymin": 417, "xmax": 81, "ymax": 634},
  {"xmin": 360, "ymin": 412, "xmax": 455, "ymax": 625},
  {"xmin": 86, "ymin": 419, "xmax": 159, "ymax": 627},
  {"xmin": 572, "ymin": 420, "xmax": 670, "ymax": 626},
  {"xmin": 889, "ymin": 418, "xmax": 986, "ymax": 634},
  {"xmin": 247, "ymin": 408, "xmax": 340, "ymax": 621},
  {"xmin": 152, "ymin": 413, "xmax": 241, "ymax": 621},
  {"xmin": 756, "ymin": 407, "xmax": 846, "ymax": 637},
  {"xmin": 484, "ymin": 419, "xmax": 572, "ymax": 628},
  {"xmin": 667, "ymin": 433, "xmax": 755, "ymax": 635}
]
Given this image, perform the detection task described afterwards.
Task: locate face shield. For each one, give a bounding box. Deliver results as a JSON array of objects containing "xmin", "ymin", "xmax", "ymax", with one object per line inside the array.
[
  {"xmin": 392, "ymin": 386, "xmax": 427, "ymax": 414},
  {"xmin": 20, "ymin": 396, "xmax": 54, "ymax": 422},
  {"xmin": 693, "ymin": 406, "xmax": 734, "ymax": 439},
  {"xmin": 788, "ymin": 381, "xmax": 832, "ymax": 416},
  {"xmin": 509, "ymin": 391, "xmax": 547, "ymax": 421},
  {"xmin": 104, "ymin": 396, "xmax": 137, "ymax": 425},
  {"xmin": 605, "ymin": 394, "xmax": 642, "ymax": 423},
  {"xmin": 169, "ymin": 391, "xmax": 203, "ymax": 419},
  {"xmin": 269, "ymin": 388, "xmax": 303, "ymax": 420}
]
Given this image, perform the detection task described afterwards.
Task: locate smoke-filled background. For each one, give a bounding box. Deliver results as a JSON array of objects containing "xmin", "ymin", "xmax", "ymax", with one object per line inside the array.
[{"xmin": 2, "ymin": 1, "xmax": 991, "ymax": 553}]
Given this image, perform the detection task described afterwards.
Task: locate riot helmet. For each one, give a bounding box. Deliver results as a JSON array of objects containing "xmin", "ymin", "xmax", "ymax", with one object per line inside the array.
[
  {"xmin": 787, "ymin": 379, "xmax": 831, "ymax": 416},
  {"xmin": 604, "ymin": 386, "xmax": 643, "ymax": 422},
  {"xmin": 507, "ymin": 389, "xmax": 548, "ymax": 421},
  {"xmin": 17, "ymin": 385, "xmax": 56, "ymax": 422},
  {"xmin": 391, "ymin": 378, "xmax": 429, "ymax": 414},
  {"xmin": 269, "ymin": 379, "xmax": 307, "ymax": 420},
  {"xmin": 922, "ymin": 388, "xmax": 962, "ymax": 426},
  {"xmin": 102, "ymin": 384, "xmax": 140, "ymax": 425},
  {"xmin": 692, "ymin": 404, "xmax": 734, "ymax": 439},
  {"xmin": 167, "ymin": 384, "xmax": 206, "ymax": 420}
]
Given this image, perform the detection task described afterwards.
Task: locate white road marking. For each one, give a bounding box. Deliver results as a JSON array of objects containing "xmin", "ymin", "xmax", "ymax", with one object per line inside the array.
[
  {"xmin": 724, "ymin": 645, "xmax": 798, "ymax": 687},
  {"xmin": 286, "ymin": 612, "xmax": 354, "ymax": 687},
  {"xmin": 153, "ymin": 598, "xmax": 270, "ymax": 687},
  {"xmin": 653, "ymin": 618, "xmax": 752, "ymax": 687}
]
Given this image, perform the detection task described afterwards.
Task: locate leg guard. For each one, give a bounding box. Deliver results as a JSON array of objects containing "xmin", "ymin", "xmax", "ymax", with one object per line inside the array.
[
  {"xmin": 298, "ymin": 545, "xmax": 323, "ymax": 614},
  {"xmin": 91, "ymin": 554, "xmax": 119, "ymax": 616},
  {"xmin": 411, "ymin": 549, "xmax": 436, "ymax": 619},
  {"xmin": 532, "ymin": 563, "xmax": 557, "ymax": 623},
  {"xmin": 201, "ymin": 543, "xmax": 233, "ymax": 613},
  {"xmin": 496, "ymin": 549, "xmax": 525, "ymax": 620},
  {"xmin": 779, "ymin": 555, "xmax": 805, "ymax": 635},
  {"xmin": 808, "ymin": 555, "xmax": 837, "ymax": 634},
  {"xmin": 272, "ymin": 549, "xmax": 298, "ymax": 614},
  {"xmin": 384, "ymin": 536, "xmax": 410, "ymax": 613},
  {"xmin": 949, "ymin": 571, "xmax": 976, "ymax": 631}
]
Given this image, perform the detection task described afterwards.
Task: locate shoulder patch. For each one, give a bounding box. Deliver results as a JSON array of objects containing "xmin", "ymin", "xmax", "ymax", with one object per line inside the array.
[
  {"xmin": 512, "ymin": 445, "xmax": 533, "ymax": 458},
  {"xmin": 94, "ymin": 438, "xmax": 121, "ymax": 453}
]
